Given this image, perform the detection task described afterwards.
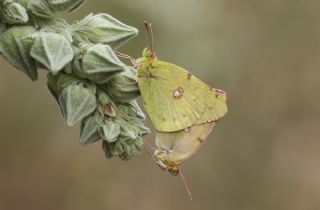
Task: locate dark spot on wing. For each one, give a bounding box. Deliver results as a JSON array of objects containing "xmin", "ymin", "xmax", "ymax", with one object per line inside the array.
[{"xmin": 187, "ymin": 73, "xmax": 192, "ymax": 80}]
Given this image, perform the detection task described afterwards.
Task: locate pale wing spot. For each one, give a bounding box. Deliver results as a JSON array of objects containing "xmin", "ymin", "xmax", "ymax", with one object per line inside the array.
[{"xmin": 173, "ymin": 87, "xmax": 184, "ymax": 99}]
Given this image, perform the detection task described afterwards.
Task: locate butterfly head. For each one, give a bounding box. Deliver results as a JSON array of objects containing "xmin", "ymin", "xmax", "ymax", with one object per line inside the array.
[
  {"xmin": 142, "ymin": 47, "xmax": 157, "ymax": 61},
  {"xmin": 154, "ymin": 149, "xmax": 180, "ymax": 175}
]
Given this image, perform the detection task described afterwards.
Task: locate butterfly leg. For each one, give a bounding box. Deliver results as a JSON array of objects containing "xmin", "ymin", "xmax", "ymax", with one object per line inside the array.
[{"xmin": 114, "ymin": 51, "xmax": 138, "ymax": 67}]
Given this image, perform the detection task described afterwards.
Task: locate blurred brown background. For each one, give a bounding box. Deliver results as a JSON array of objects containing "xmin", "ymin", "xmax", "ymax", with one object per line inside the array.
[{"xmin": 1, "ymin": 0, "xmax": 320, "ymax": 210}]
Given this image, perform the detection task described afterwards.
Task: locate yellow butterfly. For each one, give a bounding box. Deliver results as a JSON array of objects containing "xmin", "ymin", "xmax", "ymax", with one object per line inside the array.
[
  {"xmin": 145, "ymin": 122, "xmax": 216, "ymax": 200},
  {"xmin": 136, "ymin": 48, "xmax": 227, "ymax": 132},
  {"xmin": 118, "ymin": 22, "xmax": 228, "ymax": 200}
]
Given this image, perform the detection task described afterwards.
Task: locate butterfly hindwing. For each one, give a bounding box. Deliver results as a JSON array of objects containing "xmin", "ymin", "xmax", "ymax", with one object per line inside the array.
[
  {"xmin": 154, "ymin": 122, "xmax": 216, "ymax": 166},
  {"xmin": 137, "ymin": 60, "xmax": 227, "ymax": 132}
]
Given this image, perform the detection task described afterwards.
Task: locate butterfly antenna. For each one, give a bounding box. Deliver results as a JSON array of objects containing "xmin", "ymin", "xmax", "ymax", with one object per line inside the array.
[
  {"xmin": 144, "ymin": 21, "xmax": 155, "ymax": 53},
  {"xmin": 179, "ymin": 167, "xmax": 193, "ymax": 200}
]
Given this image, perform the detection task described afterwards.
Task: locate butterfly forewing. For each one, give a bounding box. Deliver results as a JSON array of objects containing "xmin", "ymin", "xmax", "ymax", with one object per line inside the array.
[{"xmin": 137, "ymin": 60, "xmax": 227, "ymax": 132}]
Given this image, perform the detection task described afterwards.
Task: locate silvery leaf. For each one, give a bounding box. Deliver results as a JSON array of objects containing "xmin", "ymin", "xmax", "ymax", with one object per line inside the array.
[
  {"xmin": 104, "ymin": 67, "xmax": 140, "ymax": 102},
  {"xmin": 74, "ymin": 44, "xmax": 125, "ymax": 84},
  {"xmin": 100, "ymin": 120, "xmax": 121, "ymax": 143},
  {"xmin": 38, "ymin": 19, "xmax": 73, "ymax": 43},
  {"xmin": 30, "ymin": 32, "xmax": 74, "ymax": 73},
  {"xmin": 2, "ymin": 2, "xmax": 28, "ymax": 24},
  {"xmin": 102, "ymin": 136, "xmax": 143, "ymax": 160},
  {"xmin": 56, "ymin": 73, "xmax": 78, "ymax": 92},
  {"xmin": 71, "ymin": 13, "xmax": 138, "ymax": 49},
  {"xmin": 0, "ymin": 20, "xmax": 6, "ymax": 34},
  {"xmin": 47, "ymin": 72, "xmax": 59, "ymax": 100},
  {"xmin": 48, "ymin": 0, "xmax": 86, "ymax": 13},
  {"xmin": 127, "ymin": 100, "xmax": 146, "ymax": 120},
  {"xmin": 0, "ymin": 26, "xmax": 37, "ymax": 80},
  {"xmin": 28, "ymin": 0, "xmax": 54, "ymax": 19},
  {"xmin": 62, "ymin": 62, "xmax": 73, "ymax": 74},
  {"xmin": 47, "ymin": 72, "xmax": 95, "ymax": 104},
  {"xmin": 58, "ymin": 81, "xmax": 97, "ymax": 126},
  {"xmin": 80, "ymin": 113, "xmax": 103, "ymax": 146}
]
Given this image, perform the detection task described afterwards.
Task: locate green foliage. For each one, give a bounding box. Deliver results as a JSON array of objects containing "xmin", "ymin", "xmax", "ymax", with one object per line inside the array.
[
  {"xmin": 0, "ymin": 0, "xmax": 149, "ymax": 160},
  {"xmin": 0, "ymin": 26, "xmax": 38, "ymax": 80},
  {"xmin": 2, "ymin": 1, "xmax": 28, "ymax": 24},
  {"xmin": 71, "ymin": 13, "xmax": 138, "ymax": 48},
  {"xmin": 30, "ymin": 32, "xmax": 74, "ymax": 73},
  {"xmin": 73, "ymin": 44, "xmax": 126, "ymax": 84},
  {"xmin": 102, "ymin": 67, "xmax": 140, "ymax": 102}
]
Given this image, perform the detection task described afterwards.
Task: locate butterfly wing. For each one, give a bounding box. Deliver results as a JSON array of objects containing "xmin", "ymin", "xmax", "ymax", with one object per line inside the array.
[
  {"xmin": 137, "ymin": 60, "xmax": 227, "ymax": 132},
  {"xmin": 154, "ymin": 122, "xmax": 215, "ymax": 166}
]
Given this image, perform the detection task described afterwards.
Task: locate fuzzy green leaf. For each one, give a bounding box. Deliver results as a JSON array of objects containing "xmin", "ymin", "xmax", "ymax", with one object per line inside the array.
[
  {"xmin": 58, "ymin": 81, "xmax": 97, "ymax": 126},
  {"xmin": 2, "ymin": 2, "xmax": 28, "ymax": 24},
  {"xmin": 39, "ymin": 19, "xmax": 73, "ymax": 43},
  {"xmin": 101, "ymin": 102, "xmax": 149, "ymax": 160},
  {"xmin": 104, "ymin": 67, "xmax": 140, "ymax": 102},
  {"xmin": 71, "ymin": 13, "xmax": 138, "ymax": 49},
  {"xmin": 100, "ymin": 120, "xmax": 121, "ymax": 143},
  {"xmin": 48, "ymin": 0, "xmax": 86, "ymax": 13},
  {"xmin": 102, "ymin": 137, "xmax": 143, "ymax": 160},
  {"xmin": 80, "ymin": 113, "xmax": 102, "ymax": 146},
  {"xmin": 127, "ymin": 100, "xmax": 146, "ymax": 120},
  {"xmin": 47, "ymin": 72, "xmax": 59, "ymax": 100},
  {"xmin": 30, "ymin": 32, "xmax": 74, "ymax": 73},
  {"xmin": 47, "ymin": 72, "xmax": 80, "ymax": 100},
  {"xmin": 28, "ymin": 0, "xmax": 54, "ymax": 19},
  {"xmin": 74, "ymin": 44, "xmax": 125, "ymax": 84},
  {"xmin": 0, "ymin": 26, "xmax": 38, "ymax": 80},
  {"xmin": 0, "ymin": 20, "xmax": 6, "ymax": 34}
]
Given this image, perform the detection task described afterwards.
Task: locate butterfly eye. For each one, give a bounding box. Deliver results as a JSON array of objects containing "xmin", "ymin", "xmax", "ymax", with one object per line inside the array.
[{"xmin": 168, "ymin": 167, "xmax": 180, "ymax": 176}]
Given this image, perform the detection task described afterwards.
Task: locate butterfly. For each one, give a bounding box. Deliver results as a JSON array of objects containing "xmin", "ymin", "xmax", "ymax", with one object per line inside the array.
[{"xmin": 117, "ymin": 22, "xmax": 228, "ymax": 200}]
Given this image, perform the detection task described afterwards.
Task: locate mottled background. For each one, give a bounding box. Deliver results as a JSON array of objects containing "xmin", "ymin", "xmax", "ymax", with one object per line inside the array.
[{"xmin": 1, "ymin": 0, "xmax": 320, "ymax": 210}]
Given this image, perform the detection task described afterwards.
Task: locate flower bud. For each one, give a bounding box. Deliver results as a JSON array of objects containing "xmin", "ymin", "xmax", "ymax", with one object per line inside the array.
[
  {"xmin": 28, "ymin": 0, "xmax": 55, "ymax": 19},
  {"xmin": 97, "ymin": 91, "xmax": 117, "ymax": 118},
  {"xmin": 2, "ymin": 2, "xmax": 28, "ymax": 24},
  {"xmin": 71, "ymin": 13, "xmax": 138, "ymax": 49},
  {"xmin": 101, "ymin": 102, "xmax": 149, "ymax": 159},
  {"xmin": 58, "ymin": 81, "xmax": 97, "ymax": 126},
  {"xmin": 0, "ymin": 26, "xmax": 37, "ymax": 80},
  {"xmin": 80, "ymin": 113, "xmax": 103, "ymax": 146},
  {"xmin": 127, "ymin": 100, "xmax": 146, "ymax": 120},
  {"xmin": 30, "ymin": 32, "xmax": 74, "ymax": 74},
  {"xmin": 73, "ymin": 44, "xmax": 125, "ymax": 84},
  {"xmin": 0, "ymin": 20, "xmax": 6, "ymax": 34},
  {"xmin": 100, "ymin": 119, "xmax": 121, "ymax": 143},
  {"xmin": 48, "ymin": 0, "xmax": 86, "ymax": 13},
  {"xmin": 103, "ymin": 67, "xmax": 140, "ymax": 102},
  {"xmin": 102, "ymin": 137, "xmax": 143, "ymax": 160}
]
